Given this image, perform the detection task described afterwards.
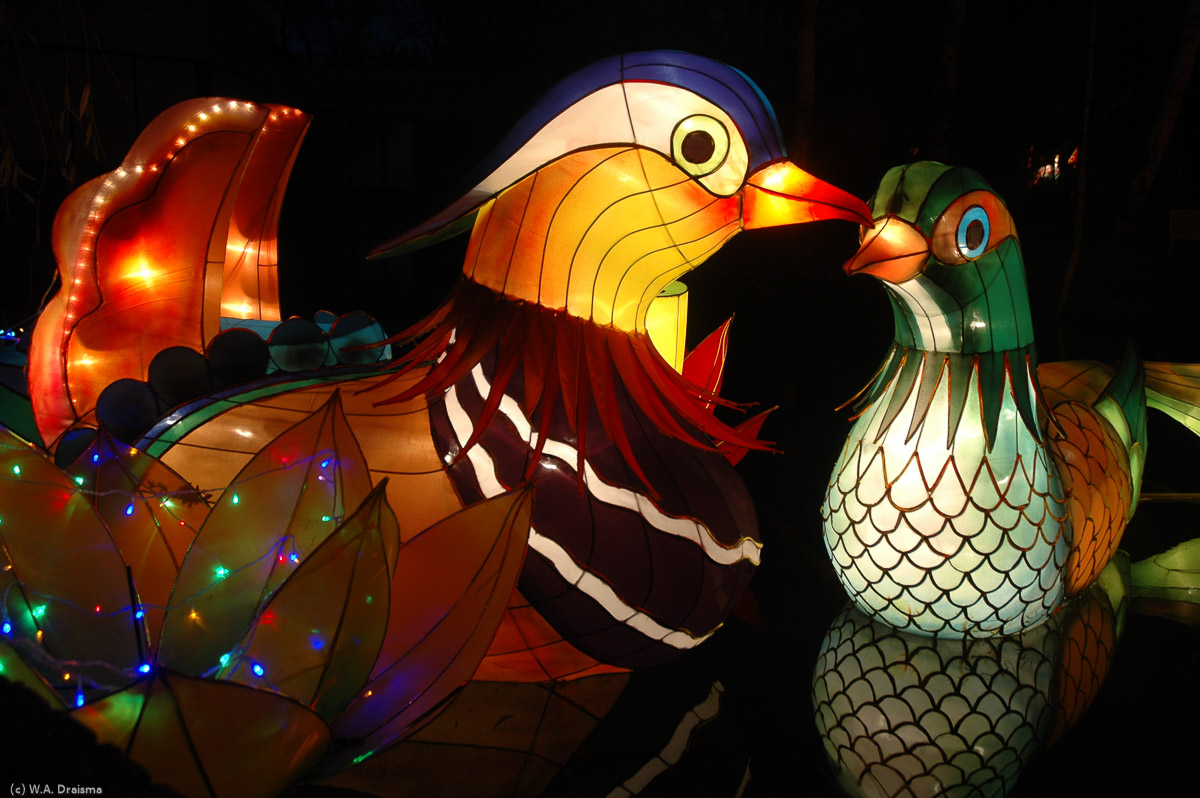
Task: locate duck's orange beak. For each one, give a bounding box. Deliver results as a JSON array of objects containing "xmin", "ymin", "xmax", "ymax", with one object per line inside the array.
[
  {"xmin": 842, "ymin": 214, "xmax": 929, "ymax": 284},
  {"xmin": 742, "ymin": 162, "xmax": 873, "ymax": 229}
]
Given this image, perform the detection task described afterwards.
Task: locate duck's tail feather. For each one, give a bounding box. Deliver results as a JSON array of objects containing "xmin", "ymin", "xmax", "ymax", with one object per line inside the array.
[
  {"xmin": 1102, "ymin": 344, "xmax": 1148, "ymax": 451},
  {"xmin": 1130, "ymin": 538, "xmax": 1200, "ymax": 625},
  {"xmin": 1144, "ymin": 360, "xmax": 1200, "ymax": 436}
]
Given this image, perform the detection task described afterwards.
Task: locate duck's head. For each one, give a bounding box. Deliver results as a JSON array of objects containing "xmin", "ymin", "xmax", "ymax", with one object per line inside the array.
[
  {"xmin": 371, "ymin": 51, "xmax": 871, "ymax": 334},
  {"xmin": 843, "ymin": 161, "xmax": 1033, "ymax": 354}
]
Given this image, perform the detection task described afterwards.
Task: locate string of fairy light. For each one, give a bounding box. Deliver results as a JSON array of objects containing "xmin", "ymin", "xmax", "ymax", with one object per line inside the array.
[{"xmin": 0, "ymin": 441, "xmax": 349, "ymax": 703}]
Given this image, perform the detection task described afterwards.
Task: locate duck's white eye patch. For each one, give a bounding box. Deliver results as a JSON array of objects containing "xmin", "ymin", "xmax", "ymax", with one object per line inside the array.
[{"xmin": 671, "ymin": 114, "xmax": 729, "ymax": 177}]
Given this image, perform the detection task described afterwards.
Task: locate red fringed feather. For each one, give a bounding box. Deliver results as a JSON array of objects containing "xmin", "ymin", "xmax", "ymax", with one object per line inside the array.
[{"xmin": 365, "ymin": 279, "xmax": 772, "ymax": 484}]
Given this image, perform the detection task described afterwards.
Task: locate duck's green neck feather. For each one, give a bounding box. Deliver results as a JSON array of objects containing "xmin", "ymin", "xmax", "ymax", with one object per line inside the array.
[{"xmin": 851, "ymin": 344, "xmax": 1043, "ymax": 450}]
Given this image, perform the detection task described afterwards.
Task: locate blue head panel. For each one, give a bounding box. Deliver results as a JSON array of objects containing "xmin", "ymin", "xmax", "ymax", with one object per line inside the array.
[{"xmin": 470, "ymin": 51, "xmax": 786, "ymax": 185}]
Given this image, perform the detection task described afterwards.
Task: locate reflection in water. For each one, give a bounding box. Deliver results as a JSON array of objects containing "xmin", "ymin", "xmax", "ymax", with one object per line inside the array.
[{"xmin": 812, "ymin": 559, "xmax": 1127, "ymax": 797}]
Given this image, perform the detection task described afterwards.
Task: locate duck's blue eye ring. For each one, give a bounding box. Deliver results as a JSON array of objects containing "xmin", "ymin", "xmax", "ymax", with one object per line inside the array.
[{"xmin": 956, "ymin": 205, "xmax": 990, "ymax": 259}]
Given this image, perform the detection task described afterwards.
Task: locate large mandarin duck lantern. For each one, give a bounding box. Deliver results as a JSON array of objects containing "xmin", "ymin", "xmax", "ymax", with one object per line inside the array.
[
  {"xmin": 358, "ymin": 50, "xmax": 871, "ymax": 667},
  {"xmin": 5, "ymin": 52, "xmax": 870, "ymax": 792},
  {"xmin": 822, "ymin": 162, "xmax": 1148, "ymax": 638}
]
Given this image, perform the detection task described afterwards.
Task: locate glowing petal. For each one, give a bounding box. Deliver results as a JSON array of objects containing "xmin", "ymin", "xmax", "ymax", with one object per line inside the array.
[
  {"xmin": 317, "ymin": 488, "xmax": 532, "ymax": 775},
  {"xmin": 158, "ymin": 392, "xmax": 372, "ymax": 676},
  {"xmin": 0, "ymin": 427, "xmax": 141, "ymax": 694},
  {"xmin": 71, "ymin": 672, "xmax": 329, "ymax": 797},
  {"xmin": 220, "ymin": 482, "xmax": 399, "ymax": 719},
  {"xmin": 65, "ymin": 430, "xmax": 209, "ymax": 655}
]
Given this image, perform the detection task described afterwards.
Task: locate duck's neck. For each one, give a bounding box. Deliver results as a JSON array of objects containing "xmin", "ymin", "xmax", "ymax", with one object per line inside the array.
[
  {"xmin": 882, "ymin": 248, "xmax": 1035, "ymax": 355},
  {"xmin": 854, "ymin": 341, "xmax": 1044, "ymax": 452}
]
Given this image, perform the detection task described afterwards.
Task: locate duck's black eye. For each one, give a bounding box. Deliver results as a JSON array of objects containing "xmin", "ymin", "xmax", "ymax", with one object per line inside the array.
[
  {"xmin": 965, "ymin": 218, "xmax": 985, "ymax": 250},
  {"xmin": 671, "ymin": 114, "xmax": 729, "ymax": 177},
  {"xmin": 956, "ymin": 206, "xmax": 990, "ymax": 259},
  {"xmin": 681, "ymin": 130, "xmax": 715, "ymax": 164}
]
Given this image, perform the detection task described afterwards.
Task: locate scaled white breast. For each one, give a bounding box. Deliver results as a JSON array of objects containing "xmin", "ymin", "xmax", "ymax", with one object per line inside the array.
[{"xmin": 821, "ymin": 353, "xmax": 1068, "ymax": 637}]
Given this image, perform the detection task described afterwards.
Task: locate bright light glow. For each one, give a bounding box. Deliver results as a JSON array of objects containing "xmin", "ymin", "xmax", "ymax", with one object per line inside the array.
[
  {"xmin": 139, "ymin": 664, "xmax": 151, "ymax": 674},
  {"xmin": 123, "ymin": 256, "xmax": 158, "ymax": 284},
  {"xmin": 251, "ymin": 662, "xmax": 265, "ymax": 677}
]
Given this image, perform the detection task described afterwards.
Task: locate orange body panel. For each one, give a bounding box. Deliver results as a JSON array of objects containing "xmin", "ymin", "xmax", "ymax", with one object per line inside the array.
[{"xmin": 1046, "ymin": 401, "xmax": 1132, "ymax": 595}]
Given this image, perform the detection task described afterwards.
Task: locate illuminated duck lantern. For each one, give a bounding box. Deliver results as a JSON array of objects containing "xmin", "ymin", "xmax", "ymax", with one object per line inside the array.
[
  {"xmin": 823, "ymin": 162, "xmax": 1146, "ymax": 637},
  {"xmin": 16, "ymin": 50, "xmax": 870, "ymax": 785},
  {"xmin": 359, "ymin": 50, "xmax": 871, "ymax": 667},
  {"xmin": 68, "ymin": 51, "xmax": 868, "ymax": 671}
]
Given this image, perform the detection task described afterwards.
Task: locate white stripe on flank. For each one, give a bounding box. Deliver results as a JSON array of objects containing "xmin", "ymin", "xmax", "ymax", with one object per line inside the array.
[
  {"xmin": 525, "ymin": 530, "xmax": 714, "ymax": 650},
  {"xmin": 606, "ymin": 681, "xmax": 725, "ymax": 797},
  {"xmin": 443, "ymin": 379, "xmax": 714, "ymax": 649},
  {"xmin": 470, "ymin": 366, "xmax": 762, "ymax": 566}
]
